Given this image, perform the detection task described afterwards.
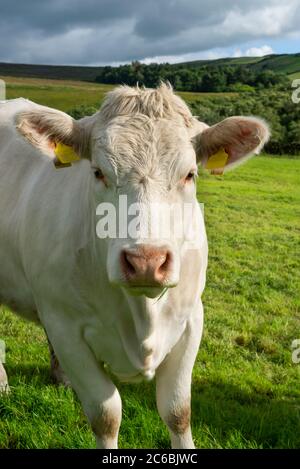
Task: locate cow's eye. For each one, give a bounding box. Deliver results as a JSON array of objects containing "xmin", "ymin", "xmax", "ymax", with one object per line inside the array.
[
  {"xmin": 94, "ymin": 169, "xmax": 105, "ymax": 181},
  {"xmin": 185, "ymin": 171, "xmax": 195, "ymax": 182}
]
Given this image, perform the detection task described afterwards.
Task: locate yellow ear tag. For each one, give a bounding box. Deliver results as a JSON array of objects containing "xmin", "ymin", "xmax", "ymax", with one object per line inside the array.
[
  {"xmin": 205, "ymin": 148, "xmax": 229, "ymax": 172},
  {"xmin": 54, "ymin": 142, "xmax": 80, "ymax": 168}
]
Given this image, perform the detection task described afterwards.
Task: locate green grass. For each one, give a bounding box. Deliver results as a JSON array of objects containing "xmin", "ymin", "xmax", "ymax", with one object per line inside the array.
[
  {"xmin": 184, "ymin": 53, "xmax": 300, "ymax": 75},
  {"xmin": 1, "ymin": 75, "xmax": 239, "ymax": 112},
  {"xmin": 289, "ymin": 71, "xmax": 300, "ymax": 80},
  {"xmin": 1, "ymin": 76, "xmax": 114, "ymax": 112},
  {"xmin": 0, "ymin": 155, "xmax": 299, "ymax": 448},
  {"xmin": 251, "ymin": 54, "xmax": 300, "ymax": 74}
]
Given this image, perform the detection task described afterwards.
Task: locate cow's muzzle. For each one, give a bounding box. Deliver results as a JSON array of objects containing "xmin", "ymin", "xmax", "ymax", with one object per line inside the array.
[{"xmin": 120, "ymin": 245, "xmax": 176, "ymax": 295}]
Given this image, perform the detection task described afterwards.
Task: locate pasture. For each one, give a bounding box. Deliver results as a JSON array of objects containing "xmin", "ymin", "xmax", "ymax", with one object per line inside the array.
[
  {"xmin": 0, "ymin": 75, "xmax": 238, "ymax": 111},
  {"xmin": 0, "ymin": 77, "xmax": 299, "ymax": 448}
]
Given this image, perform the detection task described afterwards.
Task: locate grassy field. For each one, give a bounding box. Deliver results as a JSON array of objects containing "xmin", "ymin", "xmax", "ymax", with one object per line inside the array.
[
  {"xmin": 0, "ymin": 155, "xmax": 299, "ymax": 448},
  {"xmin": 185, "ymin": 53, "xmax": 300, "ymax": 75},
  {"xmin": 0, "ymin": 75, "xmax": 239, "ymax": 112},
  {"xmin": 289, "ymin": 71, "xmax": 300, "ymax": 80},
  {"xmin": 1, "ymin": 76, "xmax": 114, "ymax": 112}
]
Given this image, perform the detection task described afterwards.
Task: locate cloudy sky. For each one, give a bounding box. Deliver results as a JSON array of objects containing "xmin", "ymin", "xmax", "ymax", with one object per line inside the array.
[{"xmin": 0, "ymin": 0, "xmax": 299, "ymax": 65}]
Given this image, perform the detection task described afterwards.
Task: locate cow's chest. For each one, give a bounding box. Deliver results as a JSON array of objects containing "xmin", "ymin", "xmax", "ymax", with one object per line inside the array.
[{"xmin": 82, "ymin": 299, "xmax": 189, "ymax": 382}]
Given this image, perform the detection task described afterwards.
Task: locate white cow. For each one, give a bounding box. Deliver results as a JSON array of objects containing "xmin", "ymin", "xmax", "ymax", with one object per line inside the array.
[{"xmin": 0, "ymin": 84, "xmax": 269, "ymax": 448}]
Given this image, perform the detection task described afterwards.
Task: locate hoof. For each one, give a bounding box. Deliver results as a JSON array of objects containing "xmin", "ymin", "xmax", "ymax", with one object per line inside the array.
[{"xmin": 51, "ymin": 366, "xmax": 71, "ymax": 388}]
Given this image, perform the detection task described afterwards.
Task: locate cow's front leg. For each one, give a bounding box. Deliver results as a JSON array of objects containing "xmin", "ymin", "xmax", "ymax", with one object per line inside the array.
[
  {"xmin": 42, "ymin": 316, "xmax": 122, "ymax": 449},
  {"xmin": 156, "ymin": 303, "xmax": 203, "ymax": 449},
  {"xmin": 46, "ymin": 335, "xmax": 71, "ymax": 387}
]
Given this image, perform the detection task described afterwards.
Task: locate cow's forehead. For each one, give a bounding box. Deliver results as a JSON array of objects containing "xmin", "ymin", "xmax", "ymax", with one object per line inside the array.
[{"xmin": 93, "ymin": 115, "xmax": 196, "ymax": 182}]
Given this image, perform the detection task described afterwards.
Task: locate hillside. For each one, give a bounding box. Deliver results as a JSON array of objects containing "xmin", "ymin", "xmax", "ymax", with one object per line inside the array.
[
  {"xmin": 181, "ymin": 53, "xmax": 300, "ymax": 76},
  {"xmin": 181, "ymin": 56, "xmax": 262, "ymax": 68},
  {"xmin": 0, "ymin": 53, "xmax": 299, "ymax": 83},
  {"xmin": 0, "ymin": 62, "xmax": 104, "ymax": 82}
]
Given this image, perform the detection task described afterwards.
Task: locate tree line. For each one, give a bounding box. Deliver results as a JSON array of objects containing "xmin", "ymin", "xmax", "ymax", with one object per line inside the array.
[
  {"xmin": 189, "ymin": 90, "xmax": 300, "ymax": 154},
  {"xmin": 68, "ymin": 89, "xmax": 299, "ymax": 155},
  {"xmin": 95, "ymin": 61, "xmax": 286, "ymax": 92}
]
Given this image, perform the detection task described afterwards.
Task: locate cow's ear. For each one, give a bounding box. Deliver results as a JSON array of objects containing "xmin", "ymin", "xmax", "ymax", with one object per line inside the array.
[
  {"xmin": 15, "ymin": 107, "xmax": 92, "ymax": 166},
  {"xmin": 192, "ymin": 116, "xmax": 270, "ymax": 174}
]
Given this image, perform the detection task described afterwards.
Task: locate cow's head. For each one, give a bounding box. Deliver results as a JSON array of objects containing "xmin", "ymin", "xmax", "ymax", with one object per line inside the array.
[{"xmin": 16, "ymin": 84, "xmax": 269, "ymax": 298}]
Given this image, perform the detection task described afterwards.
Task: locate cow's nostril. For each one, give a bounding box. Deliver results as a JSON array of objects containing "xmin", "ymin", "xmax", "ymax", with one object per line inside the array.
[
  {"xmin": 121, "ymin": 247, "xmax": 173, "ymax": 286},
  {"xmin": 157, "ymin": 252, "xmax": 171, "ymax": 275},
  {"xmin": 121, "ymin": 251, "xmax": 136, "ymax": 276}
]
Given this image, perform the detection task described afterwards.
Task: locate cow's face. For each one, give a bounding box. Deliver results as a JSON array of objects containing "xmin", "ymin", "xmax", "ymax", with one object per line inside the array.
[
  {"xmin": 90, "ymin": 115, "xmax": 200, "ymax": 298},
  {"xmin": 16, "ymin": 84, "xmax": 269, "ymax": 299}
]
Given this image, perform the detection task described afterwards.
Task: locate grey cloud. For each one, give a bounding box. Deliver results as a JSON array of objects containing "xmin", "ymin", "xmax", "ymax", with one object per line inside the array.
[
  {"xmin": 0, "ymin": 0, "xmax": 141, "ymax": 36},
  {"xmin": 0, "ymin": 0, "xmax": 299, "ymax": 65}
]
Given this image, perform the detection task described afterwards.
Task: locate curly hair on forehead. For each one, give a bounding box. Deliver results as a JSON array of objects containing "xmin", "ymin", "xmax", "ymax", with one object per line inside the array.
[{"xmin": 99, "ymin": 82, "xmax": 195, "ymax": 128}]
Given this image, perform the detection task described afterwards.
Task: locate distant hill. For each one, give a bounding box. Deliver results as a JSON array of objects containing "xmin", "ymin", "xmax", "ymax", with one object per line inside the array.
[
  {"xmin": 0, "ymin": 53, "xmax": 299, "ymax": 82},
  {"xmin": 180, "ymin": 53, "xmax": 300, "ymax": 75},
  {"xmin": 0, "ymin": 62, "xmax": 104, "ymax": 82}
]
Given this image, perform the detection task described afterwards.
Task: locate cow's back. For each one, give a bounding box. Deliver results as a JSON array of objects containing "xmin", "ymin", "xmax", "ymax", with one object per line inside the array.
[
  {"xmin": 0, "ymin": 100, "xmax": 39, "ymax": 318},
  {"xmin": 0, "ymin": 99, "xmax": 92, "ymax": 321}
]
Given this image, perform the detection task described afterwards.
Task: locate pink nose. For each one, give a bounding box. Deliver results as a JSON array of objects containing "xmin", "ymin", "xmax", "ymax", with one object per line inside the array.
[{"xmin": 121, "ymin": 245, "xmax": 172, "ymax": 287}]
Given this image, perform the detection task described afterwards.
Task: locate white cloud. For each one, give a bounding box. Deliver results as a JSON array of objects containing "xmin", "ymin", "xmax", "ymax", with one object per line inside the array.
[
  {"xmin": 233, "ymin": 45, "xmax": 274, "ymax": 58},
  {"xmin": 245, "ymin": 45, "xmax": 274, "ymax": 57},
  {"xmin": 222, "ymin": 2, "xmax": 299, "ymax": 37},
  {"xmin": 141, "ymin": 50, "xmax": 225, "ymax": 65},
  {"xmin": 233, "ymin": 48, "xmax": 243, "ymax": 58}
]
